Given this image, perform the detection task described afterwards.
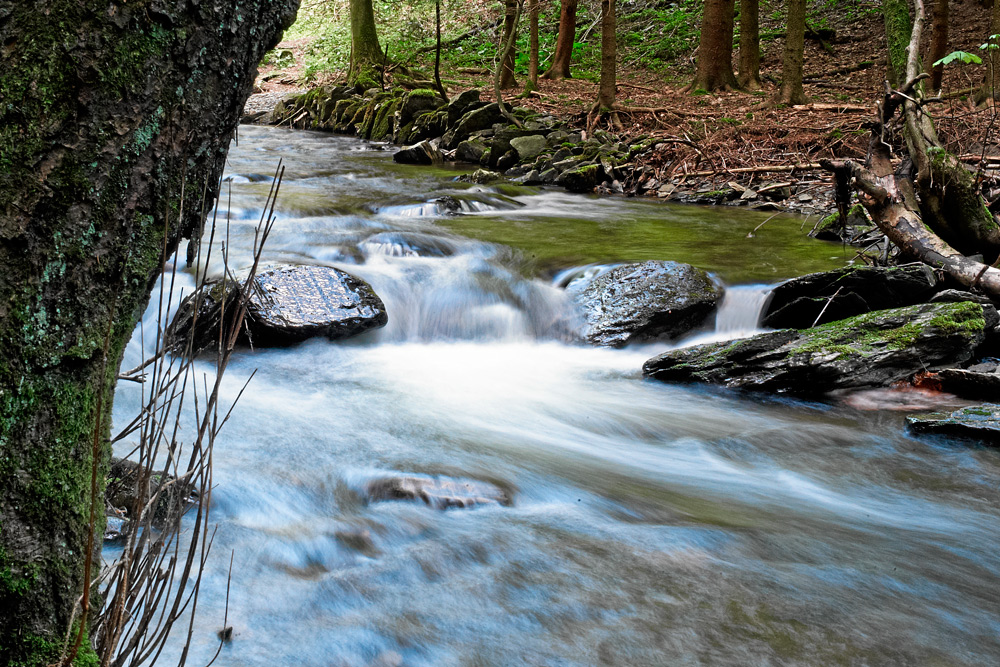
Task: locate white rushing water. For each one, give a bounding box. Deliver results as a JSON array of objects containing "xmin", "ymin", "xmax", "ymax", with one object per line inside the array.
[{"xmin": 109, "ymin": 127, "xmax": 1000, "ymax": 666}]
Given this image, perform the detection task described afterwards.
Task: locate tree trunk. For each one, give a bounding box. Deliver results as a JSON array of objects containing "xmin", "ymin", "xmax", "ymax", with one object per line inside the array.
[
  {"xmin": 691, "ymin": 0, "xmax": 738, "ymax": 92},
  {"xmin": 349, "ymin": 0, "xmax": 383, "ymax": 88},
  {"xmin": 499, "ymin": 0, "xmax": 520, "ymax": 89},
  {"xmin": 778, "ymin": 0, "xmax": 808, "ymax": 104},
  {"xmin": 597, "ymin": 0, "xmax": 617, "ymax": 110},
  {"xmin": 543, "ymin": 0, "xmax": 578, "ymax": 79},
  {"xmin": 738, "ymin": 0, "xmax": 762, "ymax": 90},
  {"xmin": 0, "ymin": 1, "xmax": 298, "ymax": 664},
  {"xmin": 926, "ymin": 0, "xmax": 949, "ymax": 93},
  {"xmin": 824, "ymin": 0, "xmax": 1000, "ymax": 298},
  {"xmin": 883, "ymin": 0, "xmax": 913, "ymax": 86},
  {"xmin": 527, "ymin": 0, "xmax": 540, "ymax": 89},
  {"xmin": 974, "ymin": 0, "xmax": 1000, "ymax": 103}
]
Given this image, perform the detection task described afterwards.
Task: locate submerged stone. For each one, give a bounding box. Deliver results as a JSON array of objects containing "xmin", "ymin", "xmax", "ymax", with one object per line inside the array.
[
  {"xmin": 907, "ymin": 405, "xmax": 1000, "ymax": 444},
  {"xmin": 762, "ymin": 263, "xmax": 938, "ymax": 329},
  {"xmin": 573, "ymin": 261, "xmax": 724, "ymax": 347},
  {"xmin": 363, "ymin": 475, "xmax": 511, "ymax": 510},
  {"xmin": 644, "ymin": 301, "xmax": 996, "ymax": 394}
]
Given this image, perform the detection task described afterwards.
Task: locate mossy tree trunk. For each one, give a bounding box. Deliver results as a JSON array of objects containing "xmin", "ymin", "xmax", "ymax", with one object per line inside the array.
[
  {"xmin": 596, "ymin": 0, "xmax": 617, "ymax": 111},
  {"xmin": 542, "ymin": 0, "xmax": 578, "ymax": 79},
  {"xmin": 738, "ymin": 0, "xmax": 762, "ymax": 90},
  {"xmin": 526, "ymin": 0, "xmax": 540, "ymax": 91},
  {"xmin": 882, "ymin": 0, "xmax": 913, "ymax": 86},
  {"xmin": 349, "ymin": 0, "xmax": 383, "ymax": 89},
  {"xmin": 777, "ymin": 0, "xmax": 808, "ymax": 104},
  {"xmin": 499, "ymin": 0, "xmax": 521, "ymax": 89},
  {"xmin": 691, "ymin": 0, "xmax": 738, "ymax": 92},
  {"xmin": 0, "ymin": 1, "xmax": 298, "ymax": 665},
  {"xmin": 823, "ymin": 0, "xmax": 1000, "ymax": 297}
]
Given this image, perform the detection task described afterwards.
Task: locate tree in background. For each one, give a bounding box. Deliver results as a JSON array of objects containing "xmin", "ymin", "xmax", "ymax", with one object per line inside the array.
[
  {"xmin": 596, "ymin": 0, "xmax": 617, "ymax": 112},
  {"xmin": 926, "ymin": 0, "xmax": 949, "ymax": 93},
  {"xmin": 526, "ymin": 0, "xmax": 541, "ymax": 93},
  {"xmin": 349, "ymin": 0, "xmax": 383, "ymax": 87},
  {"xmin": 777, "ymin": 0, "xmax": 807, "ymax": 104},
  {"xmin": 691, "ymin": 0, "xmax": 738, "ymax": 91},
  {"xmin": 975, "ymin": 0, "xmax": 1000, "ymax": 103},
  {"xmin": 499, "ymin": 0, "xmax": 521, "ymax": 89},
  {"xmin": 543, "ymin": 0, "xmax": 578, "ymax": 79},
  {"xmin": 883, "ymin": 0, "xmax": 913, "ymax": 86},
  {"xmin": 738, "ymin": 0, "xmax": 762, "ymax": 89}
]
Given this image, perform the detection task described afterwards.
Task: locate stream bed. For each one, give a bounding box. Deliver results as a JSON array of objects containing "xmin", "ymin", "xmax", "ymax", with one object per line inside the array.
[{"xmin": 111, "ymin": 126, "xmax": 1000, "ymax": 666}]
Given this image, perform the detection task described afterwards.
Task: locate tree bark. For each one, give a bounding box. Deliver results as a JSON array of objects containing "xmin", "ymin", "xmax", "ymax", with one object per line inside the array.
[
  {"xmin": 543, "ymin": 0, "xmax": 578, "ymax": 79},
  {"xmin": 0, "ymin": 1, "xmax": 298, "ymax": 664},
  {"xmin": 926, "ymin": 0, "xmax": 949, "ymax": 93},
  {"xmin": 778, "ymin": 0, "xmax": 808, "ymax": 104},
  {"xmin": 597, "ymin": 0, "xmax": 617, "ymax": 110},
  {"xmin": 738, "ymin": 0, "xmax": 763, "ymax": 90},
  {"xmin": 349, "ymin": 0, "xmax": 383, "ymax": 88},
  {"xmin": 499, "ymin": 0, "xmax": 520, "ymax": 89},
  {"xmin": 883, "ymin": 0, "xmax": 913, "ymax": 86},
  {"xmin": 527, "ymin": 0, "xmax": 540, "ymax": 90},
  {"xmin": 691, "ymin": 0, "xmax": 738, "ymax": 92}
]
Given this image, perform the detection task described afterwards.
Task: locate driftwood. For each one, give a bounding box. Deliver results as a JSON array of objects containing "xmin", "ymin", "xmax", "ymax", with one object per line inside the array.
[{"xmin": 821, "ymin": 0, "xmax": 1000, "ymax": 298}]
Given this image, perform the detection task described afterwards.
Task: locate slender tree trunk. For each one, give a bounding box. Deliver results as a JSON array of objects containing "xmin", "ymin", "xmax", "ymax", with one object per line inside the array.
[
  {"xmin": 975, "ymin": 0, "xmax": 1000, "ymax": 103},
  {"xmin": 778, "ymin": 0, "xmax": 808, "ymax": 104},
  {"xmin": 0, "ymin": 2, "xmax": 298, "ymax": 664},
  {"xmin": 543, "ymin": 0, "xmax": 578, "ymax": 79},
  {"xmin": 349, "ymin": 0, "xmax": 383, "ymax": 88},
  {"xmin": 499, "ymin": 0, "xmax": 520, "ymax": 89},
  {"xmin": 926, "ymin": 0, "xmax": 949, "ymax": 93},
  {"xmin": 691, "ymin": 0, "xmax": 738, "ymax": 92},
  {"xmin": 883, "ymin": 0, "xmax": 913, "ymax": 86},
  {"xmin": 738, "ymin": 0, "xmax": 762, "ymax": 90},
  {"xmin": 527, "ymin": 0, "xmax": 540, "ymax": 90},
  {"xmin": 597, "ymin": 0, "xmax": 617, "ymax": 110}
]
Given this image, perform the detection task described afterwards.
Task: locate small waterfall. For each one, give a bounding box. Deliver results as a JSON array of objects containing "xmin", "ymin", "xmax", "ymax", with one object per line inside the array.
[{"xmin": 714, "ymin": 284, "xmax": 772, "ymax": 337}]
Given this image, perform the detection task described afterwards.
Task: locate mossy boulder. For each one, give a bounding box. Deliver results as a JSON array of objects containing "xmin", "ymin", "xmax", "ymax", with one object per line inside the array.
[
  {"xmin": 644, "ymin": 301, "xmax": 997, "ymax": 394},
  {"xmin": 447, "ymin": 88, "xmax": 483, "ymax": 125},
  {"xmin": 510, "ymin": 134, "xmax": 548, "ymax": 161},
  {"xmin": 555, "ymin": 163, "xmax": 600, "ymax": 193},
  {"xmin": 409, "ymin": 109, "xmax": 449, "ymax": 143},
  {"xmin": 443, "ymin": 103, "xmax": 506, "ymax": 149},
  {"xmin": 906, "ymin": 405, "xmax": 1000, "ymax": 444},
  {"xmin": 572, "ymin": 261, "xmax": 725, "ymax": 347},
  {"xmin": 762, "ymin": 263, "xmax": 938, "ymax": 329},
  {"xmin": 455, "ymin": 137, "xmax": 488, "ymax": 163},
  {"xmin": 397, "ymin": 89, "xmax": 444, "ymax": 128}
]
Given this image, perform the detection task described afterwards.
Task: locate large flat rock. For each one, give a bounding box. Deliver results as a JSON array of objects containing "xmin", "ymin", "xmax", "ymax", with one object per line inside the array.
[
  {"xmin": 643, "ymin": 302, "xmax": 996, "ymax": 394},
  {"xmin": 907, "ymin": 405, "xmax": 1000, "ymax": 444}
]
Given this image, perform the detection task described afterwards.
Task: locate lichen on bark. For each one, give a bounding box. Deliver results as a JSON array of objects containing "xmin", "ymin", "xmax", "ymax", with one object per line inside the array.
[{"xmin": 0, "ymin": 0, "xmax": 299, "ymax": 663}]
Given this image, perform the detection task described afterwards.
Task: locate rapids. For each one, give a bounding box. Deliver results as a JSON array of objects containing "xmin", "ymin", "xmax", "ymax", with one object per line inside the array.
[{"xmin": 110, "ymin": 126, "xmax": 1000, "ymax": 666}]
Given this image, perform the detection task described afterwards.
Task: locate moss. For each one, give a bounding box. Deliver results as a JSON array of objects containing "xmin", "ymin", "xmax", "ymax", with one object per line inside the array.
[{"xmin": 882, "ymin": 0, "xmax": 913, "ymax": 85}]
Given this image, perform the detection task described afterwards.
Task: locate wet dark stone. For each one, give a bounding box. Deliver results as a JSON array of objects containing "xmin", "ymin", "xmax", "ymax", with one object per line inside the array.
[
  {"xmin": 444, "ymin": 103, "xmax": 506, "ymax": 149},
  {"xmin": 360, "ymin": 231, "xmax": 456, "ymax": 258},
  {"xmin": 644, "ymin": 302, "xmax": 995, "ymax": 394},
  {"xmin": 247, "ymin": 265, "xmax": 387, "ymax": 344},
  {"xmin": 446, "ymin": 89, "xmax": 483, "ymax": 125},
  {"xmin": 573, "ymin": 261, "xmax": 724, "ymax": 347},
  {"xmin": 393, "ymin": 139, "xmax": 442, "ymax": 165},
  {"xmin": 554, "ymin": 163, "xmax": 599, "ymax": 193},
  {"xmin": 364, "ymin": 475, "xmax": 511, "ymax": 510},
  {"xmin": 930, "ymin": 368, "xmax": 1000, "ymax": 400},
  {"xmin": 907, "ymin": 404, "xmax": 1000, "ymax": 444},
  {"xmin": 762, "ymin": 263, "xmax": 938, "ymax": 329}
]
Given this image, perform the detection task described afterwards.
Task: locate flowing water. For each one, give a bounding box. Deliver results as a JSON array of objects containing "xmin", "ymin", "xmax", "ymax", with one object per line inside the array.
[{"xmin": 111, "ymin": 126, "xmax": 1000, "ymax": 666}]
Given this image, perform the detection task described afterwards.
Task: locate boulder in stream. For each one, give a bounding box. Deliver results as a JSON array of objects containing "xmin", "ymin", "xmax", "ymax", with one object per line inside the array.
[
  {"xmin": 643, "ymin": 301, "xmax": 997, "ymax": 393},
  {"xmin": 573, "ymin": 261, "xmax": 724, "ymax": 348},
  {"xmin": 393, "ymin": 140, "xmax": 443, "ymax": 165},
  {"xmin": 168, "ymin": 265, "xmax": 387, "ymax": 351},
  {"xmin": 761, "ymin": 263, "xmax": 938, "ymax": 329},
  {"xmin": 363, "ymin": 475, "xmax": 511, "ymax": 510},
  {"xmin": 906, "ymin": 405, "xmax": 1000, "ymax": 444}
]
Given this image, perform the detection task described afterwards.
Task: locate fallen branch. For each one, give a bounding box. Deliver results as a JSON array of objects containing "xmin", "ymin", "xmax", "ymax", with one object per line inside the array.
[{"xmin": 680, "ymin": 163, "xmax": 824, "ymax": 177}]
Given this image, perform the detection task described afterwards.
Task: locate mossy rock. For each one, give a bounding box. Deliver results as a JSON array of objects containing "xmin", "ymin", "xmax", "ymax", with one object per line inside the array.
[
  {"xmin": 555, "ymin": 163, "xmax": 600, "ymax": 193},
  {"xmin": 644, "ymin": 301, "xmax": 997, "ymax": 394},
  {"xmin": 907, "ymin": 404, "xmax": 1000, "ymax": 444}
]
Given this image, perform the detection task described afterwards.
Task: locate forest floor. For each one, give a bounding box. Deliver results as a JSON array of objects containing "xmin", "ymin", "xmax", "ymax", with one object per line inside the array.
[{"xmin": 250, "ymin": 1, "xmax": 999, "ymax": 210}]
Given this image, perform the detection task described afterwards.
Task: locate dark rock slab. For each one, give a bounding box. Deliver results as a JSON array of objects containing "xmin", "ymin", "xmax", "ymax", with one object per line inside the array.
[
  {"xmin": 762, "ymin": 263, "xmax": 938, "ymax": 329},
  {"xmin": 247, "ymin": 266, "xmax": 387, "ymax": 344},
  {"xmin": 364, "ymin": 475, "xmax": 511, "ymax": 510},
  {"xmin": 444, "ymin": 103, "xmax": 506, "ymax": 149},
  {"xmin": 931, "ymin": 368, "xmax": 1000, "ymax": 400},
  {"xmin": 446, "ymin": 89, "xmax": 483, "ymax": 125},
  {"xmin": 644, "ymin": 302, "xmax": 996, "ymax": 394},
  {"xmin": 554, "ymin": 163, "xmax": 600, "ymax": 193},
  {"xmin": 393, "ymin": 139, "xmax": 443, "ymax": 165},
  {"xmin": 907, "ymin": 405, "xmax": 1000, "ymax": 444},
  {"xmin": 573, "ymin": 261, "xmax": 724, "ymax": 347}
]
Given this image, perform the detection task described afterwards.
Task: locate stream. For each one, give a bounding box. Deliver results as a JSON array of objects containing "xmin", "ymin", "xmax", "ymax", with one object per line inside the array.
[{"xmin": 111, "ymin": 126, "xmax": 1000, "ymax": 666}]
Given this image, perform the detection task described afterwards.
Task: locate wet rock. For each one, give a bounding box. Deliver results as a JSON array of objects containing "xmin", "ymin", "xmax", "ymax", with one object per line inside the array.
[
  {"xmin": 762, "ymin": 263, "xmax": 938, "ymax": 329},
  {"xmin": 929, "ymin": 289, "xmax": 995, "ymax": 305},
  {"xmin": 644, "ymin": 302, "xmax": 996, "ymax": 394},
  {"xmin": 364, "ymin": 475, "xmax": 511, "ymax": 510},
  {"xmin": 929, "ymin": 368, "xmax": 1000, "ymax": 399},
  {"xmin": 555, "ymin": 163, "xmax": 600, "ymax": 193},
  {"xmin": 396, "ymin": 89, "xmax": 444, "ymax": 129},
  {"xmin": 360, "ymin": 231, "xmax": 456, "ymax": 258},
  {"xmin": 495, "ymin": 149, "xmax": 518, "ymax": 171},
  {"xmin": 462, "ymin": 168, "xmax": 503, "ymax": 184},
  {"xmin": 573, "ymin": 261, "xmax": 724, "ymax": 347},
  {"xmin": 446, "ymin": 89, "xmax": 483, "ymax": 125},
  {"xmin": 444, "ymin": 103, "xmax": 507, "ymax": 149},
  {"xmin": 907, "ymin": 404, "xmax": 1000, "ymax": 444},
  {"xmin": 810, "ymin": 204, "xmax": 874, "ymax": 242},
  {"xmin": 106, "ymin": 457, "xmax": 196, "ymax": 528},
  {"xmin": 455, "ymin": 137, "xmax": 487, "ymax": 163},
  {"xmin": 510, "ymin": 134, "xmax": 548, "ymax": 160},
  {"xmin": 393, "ymin": 139, "xmax": 443, "ymax": 165}
]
